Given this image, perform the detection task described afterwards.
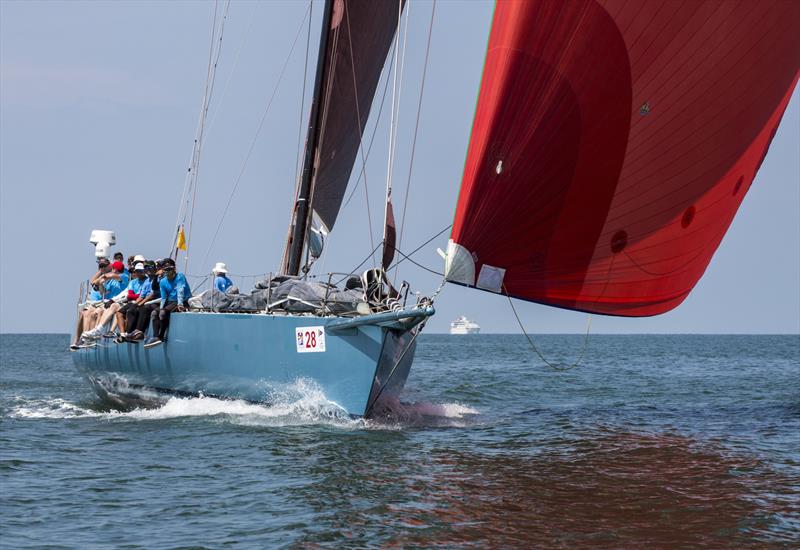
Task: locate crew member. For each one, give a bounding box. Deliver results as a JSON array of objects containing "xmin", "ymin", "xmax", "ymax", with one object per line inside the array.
[
  {"xmin": 212, "ymin": 262, "xmax": 233, "ymax": 293},
  {"xmin": 145, "ymin": 259, "xmax": 191, "ymax": 348}
]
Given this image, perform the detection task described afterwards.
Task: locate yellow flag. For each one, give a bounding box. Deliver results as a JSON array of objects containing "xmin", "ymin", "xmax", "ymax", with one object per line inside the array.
[{"xmin": 176, "ymin": 226, "xmax": 187, "ymax": 251}]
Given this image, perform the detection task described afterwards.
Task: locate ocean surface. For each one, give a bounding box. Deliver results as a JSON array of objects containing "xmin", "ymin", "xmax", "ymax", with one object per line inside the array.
[{"xmin": 1, "ymin": 333, "xmax": 798, "ymax": 548}]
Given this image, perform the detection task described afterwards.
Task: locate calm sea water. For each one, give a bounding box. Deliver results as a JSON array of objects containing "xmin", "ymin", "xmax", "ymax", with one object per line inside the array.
[{"xmin": 1, "ymin": 333, "xmax": 798, "ymax": 548}]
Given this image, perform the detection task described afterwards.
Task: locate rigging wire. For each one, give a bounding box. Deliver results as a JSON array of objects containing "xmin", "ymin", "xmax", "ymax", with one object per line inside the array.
[
  {"xmin": 186, "ymin": 0, "xmax": 232, "ymax": 273},
  {"xmin": 281, "ymin": 0, "xmax": 313, "ymax": 272},
  {"xmin": 505, "ymin": 286, "xmax": 593, "ymax": 372},
  {"xmin": 388, "ymin": 223, "xmax": 451, "ymax": 271},
  {"xmin": 396, "ymin": 0, "xmax": 436, "ymax": 279},
  {"xmin": 332, "ymin": 242, "xmax": 384, "ymax": 286},
  {"xmin": 205, "ymin": 0, "xmax": 260, "ymax": 133},
  {"xmin": 201, "ymin": 3, "xmax": 312, "ymax": 270},
  {"xmin": 344, "ymin": 1, "xmax": 376, "ymax": 264},
  {"xmin": 171, "ymin": 0, "xmax": 224, "ymax": 254},
  {"xmin": 293, "ymin": 1, "xmax": 313, "ymax": 194},
  {"xmin": 390, "ymin": 248, "xmax": 443, "ymax": 276},
  {"xmin": 341, "ymin": 44, "xmax": 396, "ymax": 210},
  {"xmin": 382, "ymin": 0, "xmax": 411, "ymax": 242},
  {"xmin": 295, "ymin": 6, "xmax": 344, "ymax": 276}
]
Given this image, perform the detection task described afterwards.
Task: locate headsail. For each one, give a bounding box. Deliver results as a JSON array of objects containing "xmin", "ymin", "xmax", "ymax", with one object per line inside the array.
[
  {"xmin": 311, "ymin": 0, "xmax": 403, "ymax": 232},
  {"xmin": 447, "ymin": 0, "xmax": 799, "ymax": 316},
  {"xmin": 285, "ymin": 0, "xmax": 403, "ymax": 275}
]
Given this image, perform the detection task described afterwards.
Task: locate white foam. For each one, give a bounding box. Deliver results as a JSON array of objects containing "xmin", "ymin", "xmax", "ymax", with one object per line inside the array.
[
  {"xmin": 404, "ymin": 401, "xmax": 480, "ymax": 418},
  {"xmin": 7, "ymin": 379, "xmax": 479, "ymax": 429},
  {"xmin": 9, "ymin": 398, "xmax": 115, "ymax": 419},
  {"xmin": 364, "ymin": 397, "xmax": 480, "ymax": 428}
]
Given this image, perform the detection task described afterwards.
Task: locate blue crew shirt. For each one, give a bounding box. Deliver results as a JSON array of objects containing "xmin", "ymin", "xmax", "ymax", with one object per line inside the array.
[
  {"xmin": 214, "ymin": 275, "xmax": 233, "ymax": 293},
  {"xmin": 89, "ymin": 271, "xmax": 128, "ymax": 301},
  {"xmin": 138, "ymin": 277, "xmax": 153, "ymax": 300},
  {"xmin": 160, "ymin": 273, "xmax": 192, "ymax": 306},
  {"xmin": 125, "ymin": 276, "xmax": 148, "ymax": 298}
]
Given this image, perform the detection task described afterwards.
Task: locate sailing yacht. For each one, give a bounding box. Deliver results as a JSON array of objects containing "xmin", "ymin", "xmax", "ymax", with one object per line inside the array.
[
  {"xmin": 72, "ymin": 0, "xmax": 799, "ymax": 417},
  {"xmin": 72, "ymin": 0, "xmax": 429, "ymax": 418}
]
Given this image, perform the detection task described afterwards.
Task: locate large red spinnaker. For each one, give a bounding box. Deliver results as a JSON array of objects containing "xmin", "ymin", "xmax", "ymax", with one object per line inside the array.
[{"xmin": 447, "ymin": 0, "xmax": 799, "ymax": 316}]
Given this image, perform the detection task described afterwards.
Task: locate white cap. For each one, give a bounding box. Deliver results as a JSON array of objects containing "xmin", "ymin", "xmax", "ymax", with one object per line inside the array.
[
  {"xmin": 133, "ymin": 254, "xmax": 146, "ymax": 263},
  {"xmin": 212, "ymin": 262, "xmax": 228, "ymax": 274},
  {"xmin": 134, "ymin": 262, "xmax": 146, "ymax": 271}
]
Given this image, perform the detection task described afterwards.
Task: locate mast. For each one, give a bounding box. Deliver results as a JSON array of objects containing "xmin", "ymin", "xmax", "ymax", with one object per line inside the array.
[{"xmin": 284, "ymin": 0, "xmax": 335, "ymax": 276}]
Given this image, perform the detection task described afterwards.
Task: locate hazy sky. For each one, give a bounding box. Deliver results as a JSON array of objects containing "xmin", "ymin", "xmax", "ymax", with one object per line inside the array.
[{"xmin": 1, "ymin": 0, "xmax": 798, "ymax": 334}]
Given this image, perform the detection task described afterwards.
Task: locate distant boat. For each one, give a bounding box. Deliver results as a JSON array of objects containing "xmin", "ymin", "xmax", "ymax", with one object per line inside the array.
[{"xmin": 450, "ymin": 316, "xmax": 480, "ymax": 335}]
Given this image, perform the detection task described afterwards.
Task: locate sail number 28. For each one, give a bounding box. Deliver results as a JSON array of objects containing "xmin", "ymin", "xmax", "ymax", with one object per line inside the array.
[{"xmin": 295, "ymin": 326, "xmax": 326, "ymax": 353}]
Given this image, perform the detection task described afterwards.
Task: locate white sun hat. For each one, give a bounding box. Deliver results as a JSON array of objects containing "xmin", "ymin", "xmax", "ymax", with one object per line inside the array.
[
  {"xmin": 212, "ymin": 262, "xmax": 228, "ymax": 274},
  {"xmin": 133, "ymin": 254, "xmax": 146, "ymax": 263}
]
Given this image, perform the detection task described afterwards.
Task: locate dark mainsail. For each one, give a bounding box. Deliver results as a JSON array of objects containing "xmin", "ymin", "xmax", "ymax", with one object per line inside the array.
[
  {"xmin": 447, "ymin": 0, "xmax": 799, "ymax": 317},
  {"xmin": 285, "ymin": 0, "xmax": 403, "ymax": 275}
]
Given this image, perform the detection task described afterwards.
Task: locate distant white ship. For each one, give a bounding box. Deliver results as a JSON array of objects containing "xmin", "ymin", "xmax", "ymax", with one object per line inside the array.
[{"xmin": 450, "ymin": 316, "xmax": 480, "ymax": 335}]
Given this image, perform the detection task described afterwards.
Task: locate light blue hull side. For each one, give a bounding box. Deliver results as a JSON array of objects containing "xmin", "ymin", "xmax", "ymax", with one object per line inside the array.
[{"xmin": 71, "ymin": 312, "xmax": 419, "ymax": 417}]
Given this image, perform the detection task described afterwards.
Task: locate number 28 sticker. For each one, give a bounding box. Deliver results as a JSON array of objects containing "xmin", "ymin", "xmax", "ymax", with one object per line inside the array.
[{"xmin": 296, "ymin": 326, "xmax": 326, "ymax": 353}]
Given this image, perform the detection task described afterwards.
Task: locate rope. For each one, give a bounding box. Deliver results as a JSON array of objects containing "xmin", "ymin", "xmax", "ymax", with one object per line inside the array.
[
  {"xmin": 390, "ymin": 248, "xmax": 444, "ymax": 277},
  {"xmin": 397, "ymin": 0, "xmax": 436, "ymax": 278},
  {"xmin": 387, "ymin": 223, "xmax": 451, "ymax": 271},
  {"xmin": 344, "ymin": 1, "xmax": 376, "ymax": 264},
  {"xmin": 332, "ymin": 242, "xmax": 384, "ymax": 286},
  {"xmin": 382, "ymin": 0, "xmax": 410, "ymax": 224},
  {"xmin": 293, "ymin": 1, "xmax": 313, "ymax": 197},
  {"xmin": 205, "ymin": 0, "xmax": 260, "ymax": 133},
  {"xmin": 341, "ymin": 43, "xmax": 396, "ymax": 210},
  {"xmin": 171, "ymin": 0, "xmax": 224, "ymax": 255},
  {"xmin": 504, "ymin": 284, "xmax": 592, "ymax": 372},
  {"xmin": 185, "ymin": 0, "xmax": 232, "ymax": 272},
  {"xmin": 201, "ymin": 3, "xmax": 312, "ymax": 270}
]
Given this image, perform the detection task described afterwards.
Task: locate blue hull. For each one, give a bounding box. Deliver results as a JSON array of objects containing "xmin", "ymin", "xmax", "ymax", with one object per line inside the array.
[{"xmin": 71, "ymin": 311, "xmax": 424, "ymax": 417}]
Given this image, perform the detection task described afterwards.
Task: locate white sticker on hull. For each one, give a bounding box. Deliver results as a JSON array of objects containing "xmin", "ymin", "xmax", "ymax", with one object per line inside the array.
[{"xmin": 296, "ymin": 326, "xmax": 326, "ymax": 353}]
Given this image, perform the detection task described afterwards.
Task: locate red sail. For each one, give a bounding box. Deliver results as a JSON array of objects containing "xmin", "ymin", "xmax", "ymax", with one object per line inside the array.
[{"xmin": 447, "ymin": 0, "xmax": 799, "ymax": 316}]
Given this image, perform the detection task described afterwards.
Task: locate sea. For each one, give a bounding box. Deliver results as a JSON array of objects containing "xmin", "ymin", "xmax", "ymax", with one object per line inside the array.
[{"xmin": 1, "ymin": 333, "xmax": 798, "ymax": 548}]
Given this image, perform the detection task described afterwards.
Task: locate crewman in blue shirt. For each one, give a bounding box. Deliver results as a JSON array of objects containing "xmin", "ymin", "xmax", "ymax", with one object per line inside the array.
[
  {"xmin": 127, "ymin": 260, "xmax": 162, "ymax": 341},
  {"xmin": 116, "ymin": 262, "xmax": 150, "ymax": 340},
  {"xmin": 212, "ymin": 262, "xmax": 233, "ymax": 293},
  {"xmin": 145, "ymin": 258, "xmax": 192, "ymax": 348},
  {"xmin": 72, "ymin": 258, "xmax": 112, "ymax": 349},
  {"xmin": 80, "ymin": 261, "xmax": 141, "ymax": 341}
]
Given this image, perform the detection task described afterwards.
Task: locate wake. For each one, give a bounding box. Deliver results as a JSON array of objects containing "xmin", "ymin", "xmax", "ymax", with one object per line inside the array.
[{"xmin": 7, "ymin": 382, "xmax": 479, "ymax": 430}]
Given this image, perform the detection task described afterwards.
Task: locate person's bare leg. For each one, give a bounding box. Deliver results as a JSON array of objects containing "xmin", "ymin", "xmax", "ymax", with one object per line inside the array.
[
  {"xmin": 82, "ymin": 308, "xmax": 96, "ymax": 330},
  {"xmin": 73, "ymin": 310, "xmax": 85, "ymax": 345},
  {"xmin": 84, "ymin": 307, "xmax": 101, "ymax": 331},
  {"xmin": 94, "ymin": 303, "xmax": 121, "ymax": 333},
  {"xmin": 115, "ymin": 310, "xmax": 125, "ymax": 333}
]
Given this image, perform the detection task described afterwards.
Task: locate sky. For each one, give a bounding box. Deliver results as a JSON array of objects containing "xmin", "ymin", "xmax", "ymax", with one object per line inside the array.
[{"xmin": 1, "ymin": 0, "xmax": 798, "ymax": 334}]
